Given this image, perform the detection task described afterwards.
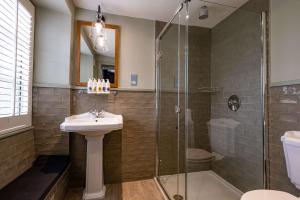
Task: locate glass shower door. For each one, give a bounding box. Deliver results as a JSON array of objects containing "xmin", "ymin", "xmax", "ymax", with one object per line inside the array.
[{"xmin": 156, "ymin": 4, "xmax": 188, "ymax": 200}]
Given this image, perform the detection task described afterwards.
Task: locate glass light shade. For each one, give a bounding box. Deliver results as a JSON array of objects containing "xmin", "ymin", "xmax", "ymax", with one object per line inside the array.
[
  {"xmin": 98, "ymin": 37, "xmax": 104, "ymax": 47},
  {"xmin": 95, "ymin": 22, "xmax": 103, "ymax": 34}
]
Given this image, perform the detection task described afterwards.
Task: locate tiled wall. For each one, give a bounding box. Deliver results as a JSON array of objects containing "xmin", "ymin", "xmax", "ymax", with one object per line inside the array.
[
  {"xmin": 71, "ymin": 90, "xmax": 156, "ymax": 185},
  {"xmin": 210, "ymin": 8, "xmax": 264, "ymax": 192},
  {"xmin": 31, "ymin": 87, "xmax": 156, "ymax": 185},
  {"xmin": 188, "ymin": 26, "xmax": 211, "ymax": 151},
  {"xmin": 0, "ymin": 130, "xmax": 36, "ymax": 189},
  {"xmin": 269, "ymin": 85, "xmax": 300, "ymax": 196},
  {"xmin": 0, "ymin": 87, "xmax": 71, "ymax": 189},
  {"xmin": 32, "ymin": 87, "xmax": 71, "ymax": 155}
]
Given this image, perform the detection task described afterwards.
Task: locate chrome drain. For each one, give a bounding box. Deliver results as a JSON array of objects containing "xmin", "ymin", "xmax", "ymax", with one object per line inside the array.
[{"xmin": 173, "ymin": 194, "xmax": 184, "ymax": 200}]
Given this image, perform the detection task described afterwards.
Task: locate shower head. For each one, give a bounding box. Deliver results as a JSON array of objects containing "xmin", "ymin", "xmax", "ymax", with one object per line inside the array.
[{"xmin": 199, "ymin": 6, "xmax": 208, "ymax": 20}]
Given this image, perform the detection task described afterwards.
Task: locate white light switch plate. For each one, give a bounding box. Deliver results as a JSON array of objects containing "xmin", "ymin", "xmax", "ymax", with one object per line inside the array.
[{"xmin": 131, "ymin": 74, "xmax": 138, "ymax": 86}]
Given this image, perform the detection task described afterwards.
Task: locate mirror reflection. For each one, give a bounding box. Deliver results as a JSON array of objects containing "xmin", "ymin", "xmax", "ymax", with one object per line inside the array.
[{"xmin": 79, "ymin": 26, "xmax": 116, "ymax": 84}]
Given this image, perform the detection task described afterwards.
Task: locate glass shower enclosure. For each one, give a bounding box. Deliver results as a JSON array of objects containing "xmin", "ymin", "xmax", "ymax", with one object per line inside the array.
[{"xmin": 155, "ymin": 0, "xmax": 267, "ymax": 200}]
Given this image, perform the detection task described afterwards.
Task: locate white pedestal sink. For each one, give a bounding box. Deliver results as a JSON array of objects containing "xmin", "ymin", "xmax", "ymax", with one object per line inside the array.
[{"xmin": 60, "ymin": 112, "xmax": 123, "ymax": 200}]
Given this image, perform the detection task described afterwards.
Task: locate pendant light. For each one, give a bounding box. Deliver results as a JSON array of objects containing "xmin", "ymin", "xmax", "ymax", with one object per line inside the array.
[
  {"xmin": 90, "ymin": 4, "xmax": 107, "ymax": 51},
  {"xmin": 94, "ymin": 5, "xmax": 105, "ymax": 34}
]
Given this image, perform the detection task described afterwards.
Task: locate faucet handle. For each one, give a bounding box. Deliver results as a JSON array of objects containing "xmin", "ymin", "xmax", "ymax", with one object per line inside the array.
[
  {"xmin": 89, "ymin": 109, "xmax": 105, "ymax": 118},
  {"xmin": 89, "ymin": 109, "xmax": 97, "ymax": 115}
]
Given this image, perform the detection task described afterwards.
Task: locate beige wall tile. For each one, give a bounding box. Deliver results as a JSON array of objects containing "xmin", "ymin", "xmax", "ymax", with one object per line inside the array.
[{"xmin": 0, "ymin": 130, "xmax": 36, "ymax": 189}]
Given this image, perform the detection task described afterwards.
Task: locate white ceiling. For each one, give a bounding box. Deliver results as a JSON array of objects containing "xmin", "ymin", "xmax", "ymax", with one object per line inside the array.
[
  {"xmin": 31, "ymin": 0, "xmax": 71, "ymax": 14},
  {"xmin": 73, "ymin": 0, "xmax": 250, "ymax": 28}
]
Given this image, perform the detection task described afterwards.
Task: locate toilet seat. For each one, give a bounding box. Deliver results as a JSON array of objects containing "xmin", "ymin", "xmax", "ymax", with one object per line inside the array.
[
  {"xmin": 187, "ymin": 148, "xmax": 214, "ymax": 161},
  {"xmin": 241, "ymin": 190, "xmax": 298, "ymax": 200}
]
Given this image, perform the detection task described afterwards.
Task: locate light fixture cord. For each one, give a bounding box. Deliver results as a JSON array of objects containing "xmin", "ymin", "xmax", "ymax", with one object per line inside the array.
[{"xmin": 97, "ymin": 5, "xmax": 102, "ymax": 20}]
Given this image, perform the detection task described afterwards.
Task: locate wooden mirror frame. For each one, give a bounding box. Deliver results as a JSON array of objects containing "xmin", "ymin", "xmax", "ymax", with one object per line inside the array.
[{"xmin": 76, "ymin": 20, "xmax": 120, "ymax": 88}]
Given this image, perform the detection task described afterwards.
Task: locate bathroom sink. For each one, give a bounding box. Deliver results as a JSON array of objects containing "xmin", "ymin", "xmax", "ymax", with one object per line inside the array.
[
  {"xmin": 60, "ymin": 112, "xmax": 123, "ymax": 136},
  {"xmin": 60, "ymin": 111, "xmax": 123, "ymax": 200}
]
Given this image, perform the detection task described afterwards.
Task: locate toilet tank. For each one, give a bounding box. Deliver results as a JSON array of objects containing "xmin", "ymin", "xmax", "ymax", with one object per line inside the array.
[
  {"xmin": 281, "ymin": 131, "xmax": 300, "ymax": 189},
  {"xmin": 207, "ymin": 118, "xmax": 239, "ymax": 158}
]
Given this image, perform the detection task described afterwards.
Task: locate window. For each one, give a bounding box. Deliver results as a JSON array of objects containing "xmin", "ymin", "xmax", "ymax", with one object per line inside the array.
[{"xmin": 0, "ymin": 0, "xmax": 34, "ymax": 134}]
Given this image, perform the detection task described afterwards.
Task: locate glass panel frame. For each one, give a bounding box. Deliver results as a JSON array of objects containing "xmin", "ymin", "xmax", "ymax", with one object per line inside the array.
[{"xmin": 155, "ymin": 2, "xmax": 189, "ymax": 200}]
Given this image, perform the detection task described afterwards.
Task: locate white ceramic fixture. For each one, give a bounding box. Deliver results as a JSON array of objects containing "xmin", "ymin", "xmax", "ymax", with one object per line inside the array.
[
  {"xmin": 241, "ymin": 190, "xmax": 298, "ymax": 200},
  {"xmin": 241, "ymin": 131, "xmax": 300, "ymax": 200},
  {"xmin": 60, "ymin": 111, "xmax": 123, "ymax": 200},
  {"xmin": 282, "ymin": 131, "xmax": 300, "ymax": 189}
]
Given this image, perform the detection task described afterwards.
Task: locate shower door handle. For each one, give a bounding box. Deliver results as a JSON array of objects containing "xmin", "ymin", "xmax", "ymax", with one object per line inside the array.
[
  {"xmin": 156, "ymin": 51, "xmax": 163, "ymax": 60},
  {"xmin": 175, "ymin": 105, "xmax": 181, "ymax": 114}
]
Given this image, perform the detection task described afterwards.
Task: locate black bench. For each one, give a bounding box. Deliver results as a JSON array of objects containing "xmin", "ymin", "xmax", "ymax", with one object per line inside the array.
[{"xmin": 0, "ymin": 155, "xmax": 70, "ymax": 200}]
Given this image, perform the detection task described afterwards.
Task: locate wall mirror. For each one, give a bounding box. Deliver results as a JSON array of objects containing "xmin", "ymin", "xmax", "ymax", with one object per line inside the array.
[{"xmin": 76, "ymin": 21, "xmax": 120, "ymax": 88}]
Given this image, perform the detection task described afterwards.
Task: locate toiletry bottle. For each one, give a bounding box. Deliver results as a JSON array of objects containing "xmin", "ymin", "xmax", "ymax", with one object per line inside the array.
[
  {"xmin": 106, "ymin": 79, "xmax": 110, "ymax": 92},
  {"xmin": 87, "ymin": 78, "xmax": 92, "ymax": 93},
  {"xmin": 92, "ymin": 78, "xmax": 97, "ymax": 92},
  {"xmin": 102, "ymin": 79, "xmax": 106, "ymax": 92},
  {"xmin": 97, "ymin": 79, "xmax": 102, "ymax": 93}
]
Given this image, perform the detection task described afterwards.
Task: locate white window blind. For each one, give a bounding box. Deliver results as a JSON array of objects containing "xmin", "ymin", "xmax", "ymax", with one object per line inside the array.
[{"xmin": 0, "ymin": 0, "xmax": 34, "ymax": 134}]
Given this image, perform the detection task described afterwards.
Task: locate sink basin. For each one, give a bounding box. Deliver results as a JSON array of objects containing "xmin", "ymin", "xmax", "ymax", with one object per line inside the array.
[
  {"xmin": 60, "ymin": 111, "xmax": 123, "ymax": 200},
  {"xmin": 60, "ymin": 112, "xmax": 123, "ymax": 135}
]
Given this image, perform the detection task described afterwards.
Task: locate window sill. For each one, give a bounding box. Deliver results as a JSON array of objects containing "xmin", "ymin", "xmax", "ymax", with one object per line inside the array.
[{"xmin": 0, "ymin": 126, "xmax": 34, "ymax": 140}]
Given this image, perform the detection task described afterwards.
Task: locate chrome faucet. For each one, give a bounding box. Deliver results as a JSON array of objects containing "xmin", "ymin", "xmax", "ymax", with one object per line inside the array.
[{"xmin": 89, "ymin": 109, "xmax": 105, "ymax": 118}]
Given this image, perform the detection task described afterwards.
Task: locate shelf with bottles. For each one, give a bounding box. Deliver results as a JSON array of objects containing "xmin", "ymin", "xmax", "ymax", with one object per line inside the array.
[
  {"xmin": 87, "ymin": 91, "xmax": 110, "ymax": 95},
  {"xmin": 87, "ymin": 78, "xmax": 111, "ymax": 95}
]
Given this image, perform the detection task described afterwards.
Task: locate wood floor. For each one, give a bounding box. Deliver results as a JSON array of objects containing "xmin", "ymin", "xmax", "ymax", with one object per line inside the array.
[{"xmin": 64, "ymin": 179, "xmax": 165, "ymax": 200}]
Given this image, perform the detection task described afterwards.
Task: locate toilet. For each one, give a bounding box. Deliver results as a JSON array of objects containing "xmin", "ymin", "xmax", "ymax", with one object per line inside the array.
[
  {"xmin": 187, "ymin": 116, "xmax": 240, "ymax": 172},
  {"xmin": 207, "ymin": 118, "xmax": 240, "ymax": 158},
  {"xmin": 187, "ymin": 148, "xmax": 214, "ymax": 172},
  {"xmin": 186, "ymin": 109, "xmax": 215, "ymax": 172},
  {"xmin": 241, "ymin": 190, "xmax": 299, "ymax": 200},
  {"xmin": 241, "ymin": 131, "xmax": 300, "ymax": 200}
]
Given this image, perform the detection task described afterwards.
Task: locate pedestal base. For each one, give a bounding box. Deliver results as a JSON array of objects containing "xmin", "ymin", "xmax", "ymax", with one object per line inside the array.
[
  {"xmin": 83, "ymin": 186, "xmax": 106, "ymax": 200},
  {"xmin": 84, "ymin": 135, "xmax": 106, "ymax": 200}
]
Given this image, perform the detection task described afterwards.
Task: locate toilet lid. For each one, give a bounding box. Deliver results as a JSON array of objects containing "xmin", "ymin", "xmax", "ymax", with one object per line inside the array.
[{"xmin": 241, "ymin": 190, "xmax": 298, "ymax": 200}]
